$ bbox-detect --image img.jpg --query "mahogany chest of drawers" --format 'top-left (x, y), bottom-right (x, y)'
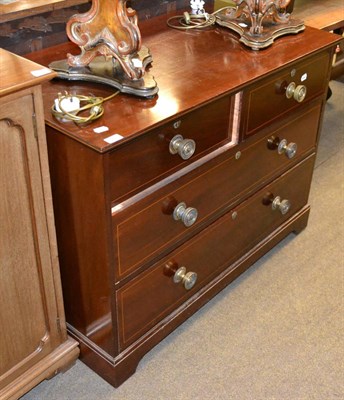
top-left (28, 22), bottom-right (340, 387)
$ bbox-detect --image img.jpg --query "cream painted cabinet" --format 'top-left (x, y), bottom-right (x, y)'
top-left (0, 49), bottom-right (79, 400)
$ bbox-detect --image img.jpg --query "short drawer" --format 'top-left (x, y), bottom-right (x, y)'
top-left (112, 102), bottom-right (321, 280)
top-left (107, 95), bottom-right (233, 201)
top-left (241, 51), bottom-right (331, 137)
top-left (116, 155), bottom-right (315, 349)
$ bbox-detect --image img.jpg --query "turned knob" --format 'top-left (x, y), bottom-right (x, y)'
top-left (278, 139), bottom-right (297, 159)
top-left (267, 136), bottom-right (297, 159)
top-left (173, 202), bottom-right (198, 227)
top-left (272, 196), bottom-right (291, 215)
top-left (173, 266), bottom-right (198, 290)
top-left (169, 134), bottom-right (196, 160)
top-left (263, 193), bottom-right (291, 215)
top-left (285, 82), bottom-right (307, 103)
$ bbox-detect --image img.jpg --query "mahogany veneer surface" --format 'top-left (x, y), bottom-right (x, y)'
top-left (27, 22), bottom-right (340, 152)
top-left (25, 18), bottom-right (342, 388)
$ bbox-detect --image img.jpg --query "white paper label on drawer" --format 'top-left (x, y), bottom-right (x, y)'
top-left (104, 133), bottom-right (124, 144)
top-left (301, 73), bottom-right (308, 82)
top-left (94, 126), bottom-right (109, 134)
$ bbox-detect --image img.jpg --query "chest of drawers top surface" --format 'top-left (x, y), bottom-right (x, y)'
top-left (27, 22), bottom-right (340, 152)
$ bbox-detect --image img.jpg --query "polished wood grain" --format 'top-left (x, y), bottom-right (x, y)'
top-left (69, 205), bottom-right (312, 388)
top-left (0, 94), bottom-right (52, 377)
top-left (107, 95), bottom-right (233, 202)
top-left (113, 100), bottom-right (321, 280)
top-left (0, 51), bottom-right (78, 400)
top-left (117, 154), bottom-right (315, 349)
top-left (0, 49), bottom-right (56, 97)
top-left (45, 127), bottom-right (118, 356)
top-left (26, 21), bottom-right (340, 388)
top-left (26, 23), bottom-right (341, 152)
top-left (42, 91), bottom-right (324, 383)
top-left (240, 51), bottom-right (331, 136)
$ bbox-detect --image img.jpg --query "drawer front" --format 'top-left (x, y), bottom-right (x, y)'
top-left (113, 102), bottom-right (321, 280)
top-left (242, 52), bottom-right (330, 137)
top-left (107, 95), bottom-right (233, 201)
top-left (117, 155), bottom-right (315, 349)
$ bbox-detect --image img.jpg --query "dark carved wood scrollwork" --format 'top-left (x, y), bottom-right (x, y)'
top-left (66, 0), bottom-right (143, 80)
top-left (49, 0), bottom-right (158, 98)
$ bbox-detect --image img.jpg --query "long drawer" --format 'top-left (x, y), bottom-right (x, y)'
top-left (112, 102), bottom-right (321, 280)
top-left (241, 52), bottom-right (330, 137)
top-left (116, 154), bottom-right (315, 349)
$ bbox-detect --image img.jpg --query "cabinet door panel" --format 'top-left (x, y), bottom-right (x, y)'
top-left (0, 94), bottom-right (56, 382)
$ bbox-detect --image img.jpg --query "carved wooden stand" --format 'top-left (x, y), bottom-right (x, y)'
top-left (216, 0), bottom-right (304, 50)
top-left (49, 0), bottom-right (158, 97)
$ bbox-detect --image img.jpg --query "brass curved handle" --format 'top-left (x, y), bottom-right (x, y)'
top-left (173, 202), bottom-right (198, 227)
top-left (169, 134), bottom-right (196, 160)
top-left (285, 82), bottom-right (307, 103)
top-left (173, 266), bottom-right (198, 290)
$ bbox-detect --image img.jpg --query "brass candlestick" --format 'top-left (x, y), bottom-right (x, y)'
top-left (49, 0), bottom-right (158, 97)
top-left (216, 0), bottom-right (304, 50)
